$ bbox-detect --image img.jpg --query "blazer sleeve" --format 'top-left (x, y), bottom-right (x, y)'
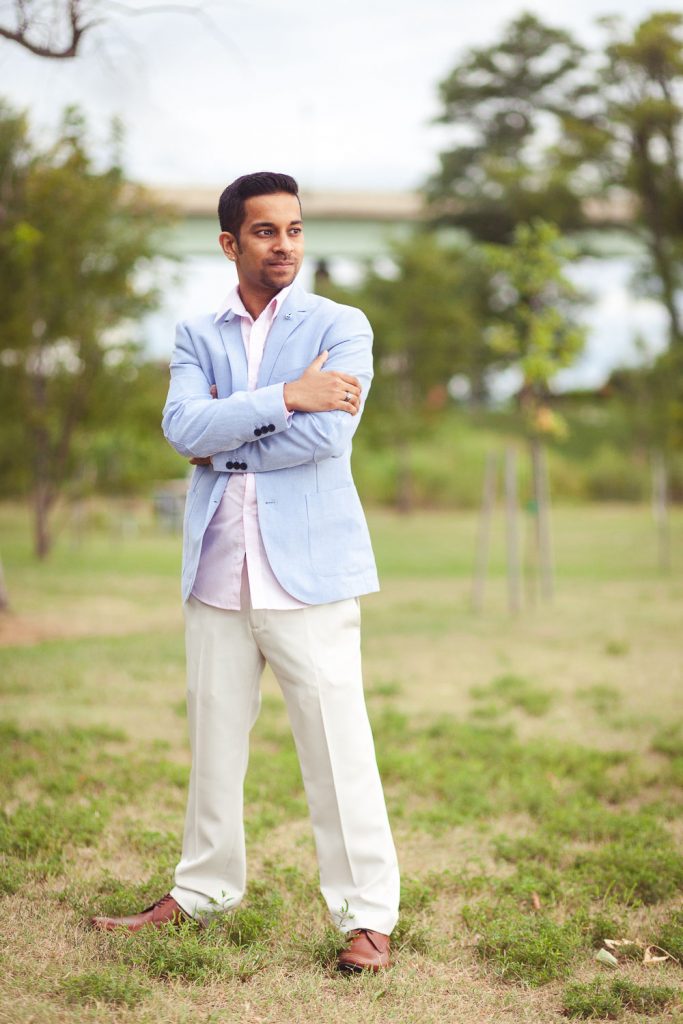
top-left (209, 307), bottom-right (373, 473)
top-left (161, 321), bottom-right (292, 458)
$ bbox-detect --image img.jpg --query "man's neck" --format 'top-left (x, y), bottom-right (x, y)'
top-left (237, 283), bottom-right (279, 321)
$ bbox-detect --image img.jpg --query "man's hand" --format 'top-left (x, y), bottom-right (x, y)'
top-left (187, 354), bottom-right (361, 469)
top-left (283, 351), bottom-right (361, 414)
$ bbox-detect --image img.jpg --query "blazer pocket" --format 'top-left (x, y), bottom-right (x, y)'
top-left (306, 485), bottom-right (373, 576)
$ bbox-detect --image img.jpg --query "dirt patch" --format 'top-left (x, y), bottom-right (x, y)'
top-left (0, 600), bottom-right (181, 648)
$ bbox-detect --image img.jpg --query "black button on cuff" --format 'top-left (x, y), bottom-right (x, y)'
top-left (268, 424), bottom-right (275, 432)
top-left (254, 428), bottom-right (261, 436)
top-left (240, 462), bottom-right (247, 470)
top-left (226, 460), bottom-right (234, 469)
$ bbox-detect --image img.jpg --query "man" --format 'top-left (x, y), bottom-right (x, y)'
top-left (91, 172), bottom-right (400, 972)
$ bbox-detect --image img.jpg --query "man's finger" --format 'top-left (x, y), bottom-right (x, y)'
top-left (189, 456), bottom-right (212, 465)
top-left (306, 350), bottom-right (329, 373)
top-left (332, 372), bottom-right (361, 389)
top-left (209, 385), bottom-right (218, 398)
top-left (338, 383), bottom-right (361, 398)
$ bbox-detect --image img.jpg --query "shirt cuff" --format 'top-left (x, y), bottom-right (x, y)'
top-left (282, 385), bottom-right (293, 424)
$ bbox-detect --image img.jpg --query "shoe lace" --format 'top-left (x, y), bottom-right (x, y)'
top-left (348, 928), bottom-right (384, 954)
top-left (141, 893), bottom-right (175, 913)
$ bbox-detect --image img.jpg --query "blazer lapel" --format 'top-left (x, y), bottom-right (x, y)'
top-left (258, 284), bottom-right (311, 387)
top-left (217, 311), bottom-right (248, 392)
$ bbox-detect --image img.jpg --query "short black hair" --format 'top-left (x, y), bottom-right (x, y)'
top-left (218, 172), bottom-right (300, 237)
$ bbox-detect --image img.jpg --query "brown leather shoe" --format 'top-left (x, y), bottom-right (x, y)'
top-left (337, 928), bottom-right (391, 972)
top-left (90, 893), bottom-right (190, 933)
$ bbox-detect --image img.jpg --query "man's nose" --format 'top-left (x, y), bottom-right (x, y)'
top-left (272, 233), bottom-right (292, 252)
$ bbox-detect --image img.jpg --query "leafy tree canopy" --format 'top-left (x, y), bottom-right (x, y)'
top-left (0, 101), bottom-right (174, 556)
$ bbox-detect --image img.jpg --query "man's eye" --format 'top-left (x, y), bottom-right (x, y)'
top-left (289, 228), bottom-right (302, 236)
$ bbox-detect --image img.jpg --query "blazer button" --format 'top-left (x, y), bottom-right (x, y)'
top-left (254, 428), bottom-right (261, 436)
top-left (226, 460), bottom-right (234, 469)
top-left (240, 462), bottom-right (247, 470)
top-left (268, 424), bottom-right (275, 432)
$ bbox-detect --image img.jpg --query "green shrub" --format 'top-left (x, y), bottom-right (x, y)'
top-left (582, 445), bottom-right (647, 502)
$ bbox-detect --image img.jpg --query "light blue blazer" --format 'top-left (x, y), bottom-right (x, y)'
top-left (161, 281), bottom-right (380, 604)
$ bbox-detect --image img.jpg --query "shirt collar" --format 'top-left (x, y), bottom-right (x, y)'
top-left (213, 281), bottom-right (295, 324)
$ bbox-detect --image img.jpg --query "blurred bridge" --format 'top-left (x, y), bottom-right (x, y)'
top-left (148, 186), bottom-right (635, 225)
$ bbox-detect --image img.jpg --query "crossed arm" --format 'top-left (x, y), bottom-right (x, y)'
top-left (161, 310), bottom-right (373, 472)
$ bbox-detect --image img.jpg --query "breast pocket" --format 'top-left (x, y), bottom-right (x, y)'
top-left (305, 485), bottom-right (373, 576)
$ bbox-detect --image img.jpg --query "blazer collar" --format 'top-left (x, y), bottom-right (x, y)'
top-left (215, 280), bottom-right (312, 390)
top-left (257, 282), bottom-right (311, 387)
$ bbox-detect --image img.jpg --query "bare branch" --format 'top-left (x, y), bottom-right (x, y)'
top-left (0, 0), bottom-right (221, 60)
top-left (0, 0), bottom-right (91, 59)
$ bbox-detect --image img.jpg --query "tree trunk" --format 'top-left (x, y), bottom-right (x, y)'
top-left (634, 131), bottom-right (683, 346)
top-left (33, 482), bottom-right (55, 560)
top-left (651, 450), bottom-right (670, 573)
top-left (0, 557), bottom-right (9, 612)
top-left (395, 435), bottom-right (414, 514)
top-left (530, 437), bottom-right (554, 602)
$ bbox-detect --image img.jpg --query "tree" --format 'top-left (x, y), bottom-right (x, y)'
top-left (554, 11), bottom-right (683, 567)
top-left (426, 11), bottom-right (588, 242)
top-left (0, 102), bottom-right (172, 557)
top-left (564, 12), bottom-right (683, 348)
top-left (483, 219), bottom-right (587, 599)
top-left (428, 10), bottom-right (683, 350)
top-left (0, 0), bottom-right (214, 59)
top-left (320, 233), bottom-right (503, 510)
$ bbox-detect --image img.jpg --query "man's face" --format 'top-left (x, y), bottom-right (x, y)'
top-left (220, 191), bottom-right (304, 295)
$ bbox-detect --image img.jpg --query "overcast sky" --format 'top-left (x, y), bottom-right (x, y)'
top-left (0, 0), bottom-right (669, 190)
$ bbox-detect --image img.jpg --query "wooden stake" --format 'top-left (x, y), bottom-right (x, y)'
top-left (472, 451), bottom-right (498, 612)
top-left (651, 450), bottom-right (670, 573)
top-left (505, 446), bottom-right (522, 615)
top-left (531, 438), bottom-right (554, 602)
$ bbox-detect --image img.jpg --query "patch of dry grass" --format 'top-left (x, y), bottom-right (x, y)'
top-left (1, 503), bottom-right (682, 1023)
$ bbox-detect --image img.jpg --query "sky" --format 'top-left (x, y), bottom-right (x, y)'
top-left (0, 0), bottom-right (671, 190)
top-left (1, 0), bottom-right (673, 386)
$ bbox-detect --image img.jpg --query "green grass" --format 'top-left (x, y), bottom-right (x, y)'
top-left (562, 978), bottom-right (680, 1019)
top-left (61, 966), bottom-right (152, 1008)
top-left (652, 722), bottom-right (683, 759)
top-left (576, 684), bottom-right (622, 716)
top-left (463, 900), bottom-right (585, 986)
top-left (470, 673), bottom-right (555, 716)
top-left (653, 910), bottom-right (683, 962)
top-left (1, 502), bottom-right (683, 1022)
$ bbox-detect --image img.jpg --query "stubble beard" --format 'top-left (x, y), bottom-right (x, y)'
top-left (259, 264), bottom-right (297, 292)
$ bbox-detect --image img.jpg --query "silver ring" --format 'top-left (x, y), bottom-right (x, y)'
top-left (344, 391), bottom-right (352, 403)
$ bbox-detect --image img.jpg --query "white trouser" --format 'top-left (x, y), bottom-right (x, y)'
top-left (170, 586), bottom-right (400, 935)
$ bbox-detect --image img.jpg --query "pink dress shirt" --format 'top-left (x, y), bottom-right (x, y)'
top-left (191, 284), bottom-right (308, 611)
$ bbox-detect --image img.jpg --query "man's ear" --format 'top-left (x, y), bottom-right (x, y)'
top-left (219, 231), bottom-right (239, 261)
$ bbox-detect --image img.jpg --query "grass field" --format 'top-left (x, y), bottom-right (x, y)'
top-left (1, 501), bottom-right (683, 1023)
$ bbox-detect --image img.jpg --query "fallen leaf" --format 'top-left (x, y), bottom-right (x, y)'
top-left (595, 948), bottom-right (619, 968)
top-left (604, 938), bottom-right (644, 950)
top-left (644, 944), bottom-right (679, 965)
